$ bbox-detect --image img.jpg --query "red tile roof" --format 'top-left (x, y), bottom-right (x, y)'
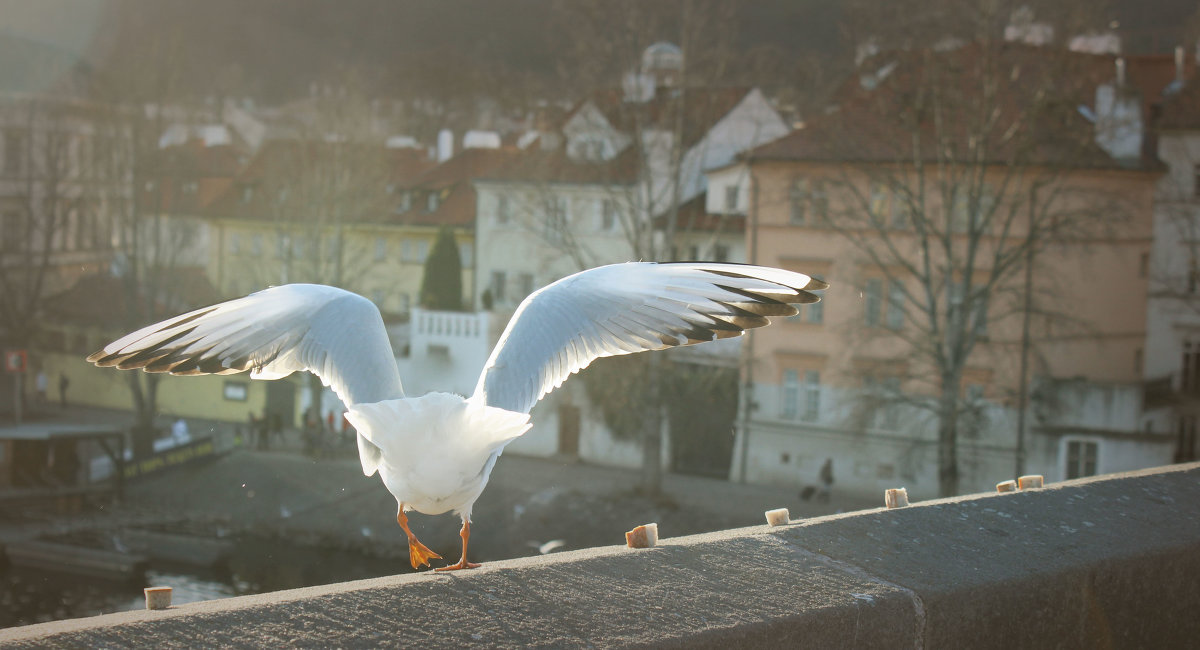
top-left (392, 146), bottom-right (640, 229)
top-left (44, 269), bottom-right (223, 328)
top-left (1159, 75), bottom-right (1200, 130)
top-left (748, 43), bottom-right (1160, 170)
top-left (201, 138), bottom-right (435, 224)
top-left (653, 194), bottom-right (746, 233)
top-left (565, 86), bottom-right (753, 149)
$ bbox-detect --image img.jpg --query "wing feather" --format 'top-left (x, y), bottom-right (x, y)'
top-left (89, 284), bottom-right (404, 409)
top-left (473, 262), bottom-right (828, 414)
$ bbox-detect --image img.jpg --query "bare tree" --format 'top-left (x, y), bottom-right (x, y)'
top-left (0, 97), bottom-right (82, 422)
top-left (88, 21), bottom-right (215, 458)
top-left (516, 0), bottom-right (769, 495)
top-left (226, 75), bottom-right (393, 431)
top-left (780, 0), bottom-right (1142, 495)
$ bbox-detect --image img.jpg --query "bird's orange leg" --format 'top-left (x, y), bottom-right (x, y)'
top-left (435, 518), bottom-right (482, 572)
top-left (397, 508), bottom-right (442, 569)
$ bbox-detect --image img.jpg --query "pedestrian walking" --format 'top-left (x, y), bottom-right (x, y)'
top-left (269, 411), bottom-right (283, 446)
top-left (35, 370), bottom-right (47, 407)
top-left (818, 458), bottom-right (834, 503)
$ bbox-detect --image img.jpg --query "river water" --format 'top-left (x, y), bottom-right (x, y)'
top-left (0, 535), bottom-right (405, 630)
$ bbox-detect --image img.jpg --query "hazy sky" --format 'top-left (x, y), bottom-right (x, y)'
top-left (0, 0), bottom-right (107, 55)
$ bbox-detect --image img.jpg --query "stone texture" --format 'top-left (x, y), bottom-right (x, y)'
top-left (775, 463), bottom-right (1200, 649)
top-left (2, 463), bottom-right (1197, 649)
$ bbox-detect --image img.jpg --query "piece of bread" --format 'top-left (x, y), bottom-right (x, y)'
top-left (1018, 475), bottom-right (1044, 489)
top-left (764, 508), bottom-right (790, 526)
top-left (625, 523), bottom-right (659, 548)
top-left (884, 487), bottom-right (909, 508)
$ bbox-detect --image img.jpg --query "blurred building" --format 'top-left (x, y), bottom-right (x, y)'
top-left (721, 44), bottom-right (1189, 499)
top-left (1144, 47), bottom-right (1200, 465)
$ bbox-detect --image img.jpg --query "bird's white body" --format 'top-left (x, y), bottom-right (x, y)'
top-left (346, 392), bottom-right (530, 517)
top-left (89, 262), bottom-right (827, 569)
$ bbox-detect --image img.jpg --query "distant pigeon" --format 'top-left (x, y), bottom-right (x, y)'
top-left (526, 539), bottom-right (567, 555)
top-left (89, 262), bottom-right (827, 571)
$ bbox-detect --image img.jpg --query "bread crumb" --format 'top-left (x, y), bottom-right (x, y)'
top-left (625, 523), bottom-right (659, 548)
top-left (764, 508), bottom-right (790, 526)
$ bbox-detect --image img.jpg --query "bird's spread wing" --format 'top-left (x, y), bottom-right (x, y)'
top-left (88, 284), bottom-right (405, 407)
top-left (472, 262), bottom-right (828, 414)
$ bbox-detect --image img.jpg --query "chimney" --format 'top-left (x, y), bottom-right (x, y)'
top-left (437, 129), bottom-right (454, 163)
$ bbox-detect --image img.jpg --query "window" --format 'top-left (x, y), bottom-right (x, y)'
top-left (724, 185), bottom-right (740, 212)
top-left (1176, 415), bottom-right (1198, 463)
top-left (276, 233), bottom-right (288, 258)
top-left (951, 281), bottom-right (988, 338)
top-left (869, 181), bottom-right (889, 224)
top-left (497, 194), bottom-right (511, 224)
top-left (374, 237), bottom-right (386, 261)
top-left (490, 271), bottom-right (508, 302)
top-left (790, 179), bottom-right (808, 225)
top-left (803, 370), bottom-right (821, 422)
top-left (293, 236), bottom-right (310, 258)
top-left (1182, 341), bottom-right (1200, 395)
top-left (864, 278), bottom-right (882, 327)
top-left (517, 273), bottom-right (534, 300)
top-left (806, 299), bottom-right (824, 324)
top-left (781, 369), bottom-right (799, 419)
top-left (401, 239), bottom-right (414, 262)
top-left (965, 383), bottom-right (985, 403)
top-left (1064, 439), bottom-right (1099, 479)
top-left (4, 129), bottom-right (25, 176)
top-left (230, 233), bottom-right (241, 254)
top-left (972, 294), bottom-right (988, 338)
top-left (223, 381), bottom-right (248, 401)
top-left (426, 192), bottom-right (439, 212)
top-left (810, 180), bottom-right (828, 222)
top-left (891, 190), bottom-right (910, 229)
top-left (241, 185), bottom-right (254, 203)
top-left (864, 376), bottom-right (900, 430)
top-left (599, 198), bottom-right (616, 231)
top-left (396, 191), bottom-right (412, 213)
top-left (544, 196), bottom-right (568, 244)
top-left (887, 281), bottom-right (905, 330)
top-left (459, 243), bottom-right (473, 267)
top-left (252, 234), bottom-right (263, 255)
top-left (950, 186), bottom-right (994, 233)
top-left (416, 240), bottom-right (429, 263)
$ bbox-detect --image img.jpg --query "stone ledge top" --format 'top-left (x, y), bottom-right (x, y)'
top-left (3, 462), bottom-right (1198, 649)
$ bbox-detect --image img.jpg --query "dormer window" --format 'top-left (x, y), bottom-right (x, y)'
top-left (724, 185), bottom-right (740, 212)
top-left (497, 194), bottom-right (511, 224)
top-left (241, 185), bottom-right (254, 203)
top-left (426, 191), bottom-right (439, 212)
top-left (396, 191), bottom-right (412, 214)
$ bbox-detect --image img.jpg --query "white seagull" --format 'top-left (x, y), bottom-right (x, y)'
top-left (89, 262), bottom-right (827, 571)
